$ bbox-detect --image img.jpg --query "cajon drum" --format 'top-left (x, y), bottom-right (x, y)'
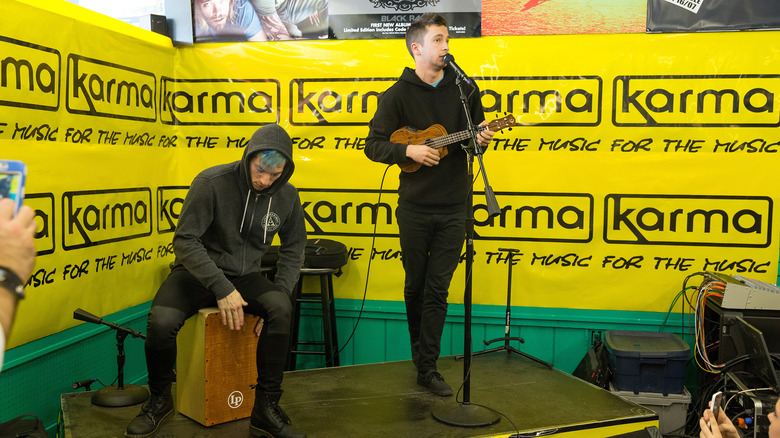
top-left (176, 307), bottom-right (260, 426)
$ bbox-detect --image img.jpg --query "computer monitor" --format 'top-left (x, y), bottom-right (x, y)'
top-left (732, 316), bottom-right (780, 393)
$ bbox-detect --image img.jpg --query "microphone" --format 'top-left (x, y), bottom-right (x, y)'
top-left (73, 378), bottom-right (97, 390)
top-left (442, 54), bottom-right (473, 86)
top-left (73, 308), bottom-right (103, 325)
top-left (73, 308), bottom-right (146, 339)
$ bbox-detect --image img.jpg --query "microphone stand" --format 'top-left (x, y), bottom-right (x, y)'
top-left (467, 248), bottom-right (553, 368)
top-left (432, 74), bottom-right (501, 428)
top-left (73, 308), bottom-right (150, 407)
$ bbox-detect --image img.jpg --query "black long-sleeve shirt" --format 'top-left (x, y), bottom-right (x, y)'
top-left (365, 66), bottom-right (486, 215)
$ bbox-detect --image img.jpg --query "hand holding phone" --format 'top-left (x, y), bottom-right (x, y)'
top-left (709, 391), bottom-right (723, 427)
top-left (0, 160), bottom-right (26, 215)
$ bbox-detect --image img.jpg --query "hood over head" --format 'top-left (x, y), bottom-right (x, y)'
top-left (241, 123), bottom-right (295, 195)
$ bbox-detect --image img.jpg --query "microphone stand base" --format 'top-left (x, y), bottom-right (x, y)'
top-left (432, 402), bottom-right (500, 427)
top-left (91, 384), bottom-right (149, 407)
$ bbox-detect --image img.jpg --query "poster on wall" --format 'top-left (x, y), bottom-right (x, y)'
top-left (192, 0), bottom-right (329, 42)
top-left (482, 0), bottom-right (646, 35)
top-left (328, 0), bottom-right (481, 39)
top-left (647, 0), bottom-right (780, 32)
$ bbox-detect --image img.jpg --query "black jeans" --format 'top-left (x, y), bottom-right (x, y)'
top-left (396, 206), bottom-right (465, 373)
top-left (144, 267), bottom-right (292, 394)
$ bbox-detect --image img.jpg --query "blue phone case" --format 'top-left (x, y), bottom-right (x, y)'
top-left (0, 160), bottom-right (27, 213)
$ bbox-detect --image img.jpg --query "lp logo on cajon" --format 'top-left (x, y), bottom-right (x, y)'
top-left (228, 391), bottom-right (244, 409)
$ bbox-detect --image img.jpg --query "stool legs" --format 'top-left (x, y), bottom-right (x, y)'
top-left (326, 273), bottom-right (339, 367)
top-left (286, 280), bottom-right (304, 371)
top-left (319, 273), bottom-right (334, 367)
top-left (287, 271), bottom-right (339, 370)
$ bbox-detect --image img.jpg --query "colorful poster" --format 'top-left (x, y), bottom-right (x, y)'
top-left (328, 0), bottom-right (481, 39)
top-left (192, 0), bottom-right (329, 42)
top-left (482, 0), bottom-right (646, 35)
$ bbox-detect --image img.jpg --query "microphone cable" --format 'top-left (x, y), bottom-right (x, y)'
top-left (72, 377), bottom-right (110, 390)
top-left (457, 130), bottom-right (523, 432)
top-left (72, 378), bottom-right (97, 390)
top-left (333, 163), bottom-right (394, 360)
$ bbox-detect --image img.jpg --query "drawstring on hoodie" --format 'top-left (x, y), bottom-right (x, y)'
top-left (239, 191), bottom-right (251, 233)
top-left (239, 190), bottom-right (273, 244)
top-left (263, 198), bottom-right (272, 243)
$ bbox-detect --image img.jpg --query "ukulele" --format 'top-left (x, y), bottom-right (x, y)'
top-left (390, 114), bottom-right (516, 173)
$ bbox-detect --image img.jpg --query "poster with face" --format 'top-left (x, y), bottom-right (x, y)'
top-left (193, 0), bottom-right (330, 42)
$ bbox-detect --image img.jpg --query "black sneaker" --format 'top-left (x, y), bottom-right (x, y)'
top-left (417, 370), bottom-right (453, 396)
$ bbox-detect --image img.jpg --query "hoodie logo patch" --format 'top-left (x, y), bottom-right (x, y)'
top-left (262, 212), bottom-right (281, 233)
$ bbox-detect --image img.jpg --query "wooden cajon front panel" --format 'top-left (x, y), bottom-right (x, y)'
top-left (177, 307), bottom-right (259, 426)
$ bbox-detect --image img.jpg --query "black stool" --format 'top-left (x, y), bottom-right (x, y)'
top-left (287, 267), bottom-right (340, 370)
top-left (260, 265), bottom-right (275, 279)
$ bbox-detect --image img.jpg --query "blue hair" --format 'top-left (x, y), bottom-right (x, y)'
top-left (257, 150), bottom-right (286, 168)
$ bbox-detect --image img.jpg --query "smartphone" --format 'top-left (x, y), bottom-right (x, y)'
top-left (0, 160), bottom-right (27, 214)
top-left (709, 391), bottom-right (723, 426)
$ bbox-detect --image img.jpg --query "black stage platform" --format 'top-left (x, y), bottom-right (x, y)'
top-left (60, 351), bottom-right (658, 437)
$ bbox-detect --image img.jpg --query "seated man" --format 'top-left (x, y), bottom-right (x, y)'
top-left (125, 123), bottom-right (307, 438)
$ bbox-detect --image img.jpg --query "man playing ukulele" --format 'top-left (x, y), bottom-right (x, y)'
top-left (364, 12), bottom-right (495, 397)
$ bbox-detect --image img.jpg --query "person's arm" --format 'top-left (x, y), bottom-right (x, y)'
top-left (172, 177), bottom-right (235, 298)
top-left (239, 1), bottom-right (267, 41)
top-left (0, 200), bottom-right (36, 338)
top-left (257, 12), bottom-right (292, 40)
top-left (699, 407), bottom-right (740, 438)
top-left (246, 0), bottom-right (284, 40)
top-left (174, 177), bottom-right (248, 329)
top-left (365, 90), bottom-right (420, 165)
top-left (247, 30), bottom-right (269, 41)
top-left (272, 190), bottom-right (306, 295)
top-left (0, 286), bottom-right (18, 345)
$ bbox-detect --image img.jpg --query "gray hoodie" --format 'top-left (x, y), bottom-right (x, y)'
top-left (171, 124), bottom-right (306, 299)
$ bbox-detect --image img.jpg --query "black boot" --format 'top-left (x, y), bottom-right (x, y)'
top-left (249, 390), bottom-right (306, 438)
top-left (125, 385), bottom-right (174, 437)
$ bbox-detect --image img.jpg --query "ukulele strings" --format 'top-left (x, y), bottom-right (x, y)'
top-left (425, 125), bottom-right (487, 148)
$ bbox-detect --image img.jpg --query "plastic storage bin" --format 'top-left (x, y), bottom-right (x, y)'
top-left (609, 382), bottom-right (691, 435)
top-left (605, 330), bottom-right (690, 395)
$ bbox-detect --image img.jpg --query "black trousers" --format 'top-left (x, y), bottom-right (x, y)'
top-left (144, 267), bottom-right (292, 395)
top-left (396, 206), bottom-right (465, 374)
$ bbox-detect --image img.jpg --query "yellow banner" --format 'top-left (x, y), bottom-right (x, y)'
top-left (2, 0), bottom-right (779, 347)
